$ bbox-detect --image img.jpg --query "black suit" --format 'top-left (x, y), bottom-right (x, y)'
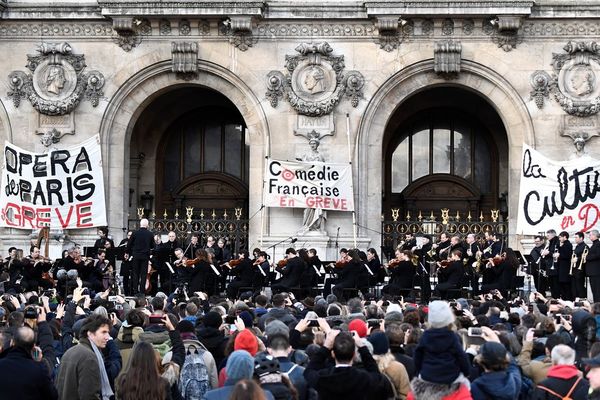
top-left (572, 242), bottom-right (588, 299)
top-left (586, 239), bottom-right (600, 301)
top-left (273, 256), bottom-right (305, 293)
top-left (557, 240), bottom-right (573, 300)
top-left (126, 226), bottom-right (155, 294)
top-left (545, 237), bottom-right (560, 298)
top-left (435, 260), bottom-right (464, 299)
top-left (226, 259), bottom-right (254, 299)
top-left (382, 260), bottom-right (415, 297)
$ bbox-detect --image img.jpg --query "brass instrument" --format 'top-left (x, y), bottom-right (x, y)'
top-left (411, 254), bottom-right (419, 266)
top-left (438, 244), bottom-right (451, 258)
top-left (427, 247), bottom-right (436, 258)
top-left (572, 247), bottom-right (589, 274)
top-left (570, 252), bottom-right (578, 275)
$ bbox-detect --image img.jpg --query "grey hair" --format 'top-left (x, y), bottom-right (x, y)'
top-left (140, 218), bottom-right (149, 228)
top-left (590, 230), bottom-right (600, 238)
top-left (551, 344), bottom-right (575, 365)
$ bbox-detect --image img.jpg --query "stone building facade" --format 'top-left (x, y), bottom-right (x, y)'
top-left (0, 0), bottom-right (598, 258)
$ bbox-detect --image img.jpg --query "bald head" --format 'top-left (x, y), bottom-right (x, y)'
top-left (12, 326), bottom-right (35, 351)
top-left (140, 218), bottom-right (149, 228)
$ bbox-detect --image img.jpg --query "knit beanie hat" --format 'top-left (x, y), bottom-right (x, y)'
top-left (239, 311), bottom-right (254, 328)
top-left (203, 311), bottom-right (222, 329)
top-left (234, 328), bottom-right (259, 356)
top-left (368, 332), bottom-right (390, 355)
top-left (226, 350), bottom-right (255, 382)
top-left (265, 320), bottom-right (290, 338)
top-left (348, 319), bottom-right (368, 338)
top-left (427, 301), bottom-right (455, 328)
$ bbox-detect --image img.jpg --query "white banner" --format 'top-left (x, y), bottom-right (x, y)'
top-left (0, 135), bottom-right (107, 229)
top-left (264, 158), bottom-right (354, 212)
top-left (517, 144), bottom-right (600, 235)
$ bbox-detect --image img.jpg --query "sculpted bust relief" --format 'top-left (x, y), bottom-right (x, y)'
top-left (567, 65), bottom-right (595, 97)
top-left (303, 66), bottom-right (326, 95)
top-left (45, 65), bottom-right (66, 95)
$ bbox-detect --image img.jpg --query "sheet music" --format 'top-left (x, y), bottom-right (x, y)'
top-left (312, 264), bottom-right (322, 277)
top-left (210, 263), bottom-right (221, 276)
top-left (364, 263), bottom-right (374, 276)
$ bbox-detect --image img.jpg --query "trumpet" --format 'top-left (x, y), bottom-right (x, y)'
top-left (571, 247), bottom-right (589, 274)
top-left (570, 252), bottom-right (578, 275)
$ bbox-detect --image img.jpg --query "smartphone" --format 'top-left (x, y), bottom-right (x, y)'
top-left (31, 347), bottom-right (40, 360)
top-left (229, 324), bottom-right (238, 333)
top-left (149, 315), bottom-right (164, 325)
top-left (467, 327), bottom-right (482, 337)
top-left (528, 304), bottom-right (534, 313)
top-left (574, 301), bottom-right (584, 307)
top-left (554, 314), bottom-right (562, 324)
top-left (533, 329), bottom-right (545, 337)
top-left (108, 296), bottom-right (118, 302)
top-left (550, 299), bottom-right (559, 305)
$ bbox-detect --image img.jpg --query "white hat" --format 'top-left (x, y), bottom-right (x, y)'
top-left (428, 301), bottom-right (455, 328)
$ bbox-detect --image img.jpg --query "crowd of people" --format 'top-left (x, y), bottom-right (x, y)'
top-left (0, 223), bottom-right (599, 399)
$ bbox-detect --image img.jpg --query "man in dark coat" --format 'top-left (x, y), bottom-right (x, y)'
top-left (0, 326), bottom-right (58, 400)
top-left (304, 330), bottom-right (392, 400)
top-left (533, 344), bottom-right (589, 400)
top-left (586, 230), bottom-right (600, 302)
top-left (272, 248), bottom-right (305, 294)
top-left (434, 250), bottom-right (464, 299)
top-left (126, 218), bottom-right (155, 294)
top-left (557, 231), bottom-right (574, 300)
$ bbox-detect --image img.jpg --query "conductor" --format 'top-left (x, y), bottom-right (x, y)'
top-left (127, 218), bottom-right (155, 294)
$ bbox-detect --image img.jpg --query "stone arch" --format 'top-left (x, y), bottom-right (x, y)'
top-left (356, 59), bottom-right (534, 245)
top-left (0, 99), bottom-right (13, 143)
top-left (99, 60), bottom-right (270, 233)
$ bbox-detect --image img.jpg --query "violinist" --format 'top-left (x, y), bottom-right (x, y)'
top-left (272, 248), bottom-right (305, 295)
top-left (253, 251), bottom-right (270, 288)
top-left (367, 248), bottom-right (384, 286)
top-left (22, 246), bottom-right (53, 291)
top-left (480, 248), bottom-right (519, 296)
top-left (435, 233), bottom-right (452, 261)
top-left (184, 234), bottom-right (202, 260)
top-left (172, 248), bottom-right (189, 285)
top-left (214, 237), bottom-right (232, 292)
top-left (307, 248), bottom-right (323, 287)
top-left (93, 227), bottom-right (115, 257)
top-left (557, 231), bottom-right (573, 300)
top-left (187, 249), bottom-right (215, 295)
top-left (226, 251), bottom-right (254, 299)
top-left (382, 249), bottom-right (415, 298)
top-left (332, 249), bottom-right (362, 300)
top-left (434, 249), bottom-right (464, 300)
top-left (323, 248), bottom-right (350, 296)
top-left (119, 230), bottom-right (133, 295)
top-left (465, 234), bottom-right (481, 295)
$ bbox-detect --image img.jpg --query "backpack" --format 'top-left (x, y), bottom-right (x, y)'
top-left (537, 377), bottom-right (582, 400)
top-left (178, 341), bottom-right (211, 400)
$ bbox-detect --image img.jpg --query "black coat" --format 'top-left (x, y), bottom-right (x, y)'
top-left (438, 261), bottom-right (463, 286)
top-left (279, 256), bottom-right (305, 288)
top-left (336, 260), bottom-right (362, 287)
top-left (586, 239), bottom-right (600, 277)
top-left (533, 368), bottom-right (589, 400)
top-left (189, 260), bottom-right (213, 293)
top-left (127, 227), bottom-right (155, 260)
top-left (0, 347), bottom-right (58, 400)
top-left (231, 259), bottom-right (254, 284)
top-left (557, 240), bottom-right (573, 283)
top-left (390, 260), bottom-right (415, 288)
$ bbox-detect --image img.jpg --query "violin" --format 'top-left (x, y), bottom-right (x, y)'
top-left (335, 255), bottom-right (351, 269)
top-left (226, 258), bottom-right (242, 269)
top-left (184, 257), bottom-right (200, 267)
top-left (489, 255), bottom-right (506, 267)
top-left (386, 258), bottom-right (402, 269)
top-left (439, 260), bottom-right (451, 268)
top-left (277, 259), bottom-right (288, 268)
top-left (145, 263), bottom-right (156, 294)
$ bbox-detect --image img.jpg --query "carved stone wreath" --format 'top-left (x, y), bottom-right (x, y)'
top-left (548, 41), bottom-right (600, 117)
top-left (266, 42), bottom-right (364, 117)
top-left (7, 42), bottom-right (105, 116)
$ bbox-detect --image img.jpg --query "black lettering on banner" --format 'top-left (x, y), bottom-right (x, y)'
top-left (269, 161), bottom-right (281, 176)
top-left (4, 176), bottom-right (17, 196)
top-left (50, 150), bottom-right (70, 175)
top-left (72, 147), bottom-right (92, 173)
top-left (18, 179), bottom-right (31, 203)
top-left (522, 149), bottom-right (546, 179)
top-left (523, 165), bottom-right (600, 226)
top-left (33, 155), bottom-right (48, 177)
top-left (18, 153), bottom-right (32, 176)
top-left (73, 173), bottom-right (95, 201)
top-left (4, 146), bottom-right (17, 173)
top-left (46, 179), bottom-right (64, 206)
top-left (32, 181), bottom-right (47, 205)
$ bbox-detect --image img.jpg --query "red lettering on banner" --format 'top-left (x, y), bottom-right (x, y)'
top-left (21, 205), bottom-right (35, 229)
top-left (2, 203), bottom-right (21, 226)
top-left (561, 216), bottom-right (575, 230)
top-left (55, 206), bottom-right (74, 228)
top-left (36, 208), bottom-right (51, 228)
top-left (76, 202), bottom-right (93, 227)
top-left (279, 197), bottom-right (295, 207)
top-left (305, 196), bottom-right (348, 211)
top-left (579, 203), bottom-right (600, 232)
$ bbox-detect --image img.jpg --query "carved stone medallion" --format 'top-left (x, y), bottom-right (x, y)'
top-left (266, 42), bottom-right (364, 117)
top-left (7, 42), bottom-right (105, 116)
top-left (550, 41), bottom-right (600, 117)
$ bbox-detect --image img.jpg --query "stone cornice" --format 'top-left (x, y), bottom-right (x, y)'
top-left (98, 1), bottom-right (266, 17)
top-left (365, 1), bottom-right (535, 17)
top-left (0, 0), bottom-right (6, 14)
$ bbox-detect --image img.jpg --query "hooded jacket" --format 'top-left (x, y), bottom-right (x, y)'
top-left (258, 307), bottom-right (297, 330)
top-left (115, 325), bottom-right (144, 372)
top-left (533, 364), bottom-right (589, 400)
top-left (470, 360), bottom-right (521, 400)
top-left (196, 326), bottom-right (227, 367)
top-left (414, 328), bottom-right (470, 384)
top-left (407, 378), bottom-right (472, 400)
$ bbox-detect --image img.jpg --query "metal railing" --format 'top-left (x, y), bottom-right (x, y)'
top-left (128, 207), bottom-right (249, 254)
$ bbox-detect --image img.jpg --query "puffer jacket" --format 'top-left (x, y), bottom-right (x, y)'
top-left (470, 360), bottom-right (521, 400)
top-left (407, 378), bottom-right (472, 400)
top-left (115, 325), bottom-right (144, 371)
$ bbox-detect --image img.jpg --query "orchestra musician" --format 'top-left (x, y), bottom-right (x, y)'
top-left (272, 248), bottom-right (305, 294)
top-left (480, 249), bottom-right (519, 296)
top-left (586, 230), bottom-right (600, 302)
top-left (252, 251), bottom-right (270, 289)
top-left (332, 249), bottom-right (362, 300)
top-left (556, 231), bottom-right (573, 300)
top-left (529, 235), bottom-right (547, 294)
top-left (572, 232), bottom-right (588, 299)
top-left (184, 234), bottom-right (202, 260)
top-left (382, 249), bottom-right (415, 298)
top-left (367, 248), bottom-right (384, 286)
top-left (307, 248), bottom-right (323, 287)
top-left (127, 218), bottom-right (156, 295)
top-left (414, 236), bottom-right (433, 303)
top-left (21, 246), bottom-right (53, 292)
top-left (464, 234), bottom-right (481, 295)
top-left (434, 249), bottom-right (464, 300)
top-left (400, 233), bottom-right (417, 251)
top-left (77, 251), bottom-right (103, 294)
top-left (541, 229), bottom-right (560, 298)
top-left (435, 233), bottom-right (452, 261)
top-left (119, 230), bottom-right (133, 295)
top-left (323, 248), bottom-right (351, 297)
top-left (214, 237), bottom-right (232, 292)
top-left (172, 247), bottom-right (188, 285)
top-left (483, 232), bottom-right (503, 258)
top-left (187, 249), bottom-right (215, 295)
top-left (94, 249), bottom-right (115, 291)
top-left (225, 251), bottom-right (254, 299)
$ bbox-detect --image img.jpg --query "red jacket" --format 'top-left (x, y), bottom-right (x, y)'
top-left (407, 383), bottom-right (472, 400)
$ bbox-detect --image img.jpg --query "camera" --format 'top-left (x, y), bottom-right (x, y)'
top-left (574, 301), bottom-right (584, 307)
top-left (367, 319), bottom-right (381, 329)
top-left (308, 319), bottom-right (320, 327)
top-left (24, 306), bottom-right (39, 319)
top-left (108, 296), bottom-right (119, 302)
top-left (149, 315), bottom-right (164, 325)
top-left (533, 329), bottom-right (545, 337)
top-left (467, 327), bottom-right (482, 337)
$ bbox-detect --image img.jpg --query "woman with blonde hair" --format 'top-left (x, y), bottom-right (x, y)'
top-left (368, 332), bottom-right (410, 399)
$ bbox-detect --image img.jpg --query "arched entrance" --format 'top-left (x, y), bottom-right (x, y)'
top-left (99, 60), bottom-right (269, 235)
top-left (357, 60), bottom-right (535, 248)
top-left (383, 88), bottom-right (508, 218)
top-left (130, 86), bottom-right (249, 216)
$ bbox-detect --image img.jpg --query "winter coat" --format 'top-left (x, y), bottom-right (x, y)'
top-left (258, 307), bottom-right (297, 331)
top-left (533, 364), bottom-right (589, 400)
top-left (115, 325), bottom-right (144, 371)
top-left (470, 359), bottom-right (522, 400)
top-left (517, 340), bottom-right (551, 384)
top-left (196, 326), bottom-right (227, 367)
top-left (407, 378), bottom-right (472, 400)
top-left (413, 328), bottom-right (470, 385)
top-left (55, 337), bottom-right (102, 400)
top-left (0, 346), bottom-right (58, 400)
top-left (383, 359), bottom-right (411, 399)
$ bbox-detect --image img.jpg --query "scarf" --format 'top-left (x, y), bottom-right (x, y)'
top-left (89, 338), bottom-right (114, 400)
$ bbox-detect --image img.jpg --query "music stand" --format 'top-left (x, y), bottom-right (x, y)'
top-left (83, 246), bottom-right (97, 259)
